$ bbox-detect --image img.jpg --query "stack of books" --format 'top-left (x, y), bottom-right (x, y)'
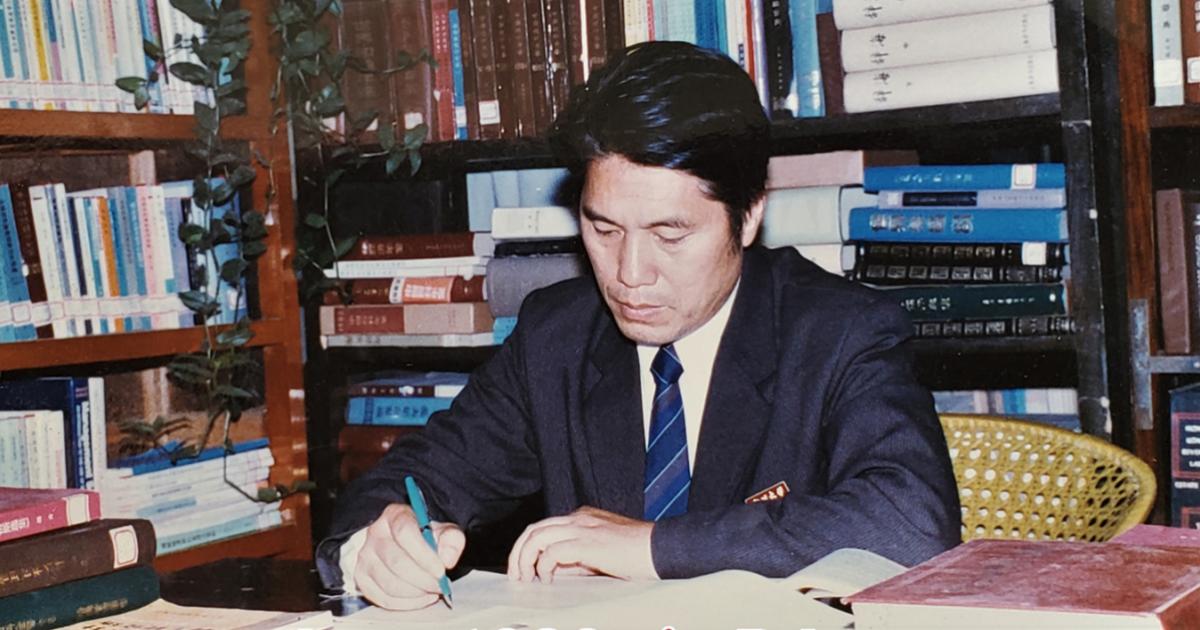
top-left (846, 162), bottom-right (1074, 340)
top-left (932, 388), bottom-right (1080, 432)
top-left (832, 0), bottom-right (1060, 113)
top-left (0, 487), bottom-right (158, 627)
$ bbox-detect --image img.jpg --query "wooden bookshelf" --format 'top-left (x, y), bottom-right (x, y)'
top-left (0, 8), bottom-right (311, 569)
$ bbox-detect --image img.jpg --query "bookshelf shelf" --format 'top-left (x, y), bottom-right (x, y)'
top-left (0, 110), bottom-right (270, 143)
top-left (1148, 355), bottom-right (1200, 374)
top-left (910, 336), bottom-right (1075, 356)
top-left (0, 319), bottom-right (289, 372)
top-left (1148, 105), bottom-right (1200, 129)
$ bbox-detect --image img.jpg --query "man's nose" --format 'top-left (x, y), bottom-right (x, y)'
top-left (617, 234), bottom-right (655, 288)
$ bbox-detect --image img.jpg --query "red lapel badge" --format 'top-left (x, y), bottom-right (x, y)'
top-left (743, 481), bottom-right (791, 504)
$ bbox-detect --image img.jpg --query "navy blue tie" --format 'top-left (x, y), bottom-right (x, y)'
top-left (644, 344), bottom-right (690, 521)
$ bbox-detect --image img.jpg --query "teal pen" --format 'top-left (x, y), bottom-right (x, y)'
top-left (405, 475), bottom-right (454, 608)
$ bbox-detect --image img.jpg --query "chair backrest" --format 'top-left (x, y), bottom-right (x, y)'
top-left (939, 413), bottom-right (1156, 542)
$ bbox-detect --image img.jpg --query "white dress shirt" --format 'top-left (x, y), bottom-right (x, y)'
top-left (338, 284), bottom-right (740, 594)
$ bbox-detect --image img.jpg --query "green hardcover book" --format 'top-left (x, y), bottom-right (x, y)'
top-left (879, 283), bottom-right (1068, 322)
top-left (0, 564), bottom-right (159, 628)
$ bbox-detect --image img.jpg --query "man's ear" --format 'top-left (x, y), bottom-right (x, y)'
top-left (740, 195), bottom-right (766, 248)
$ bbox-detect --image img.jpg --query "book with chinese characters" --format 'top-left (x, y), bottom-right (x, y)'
top-left (0, 487), bottom-right (100, 544)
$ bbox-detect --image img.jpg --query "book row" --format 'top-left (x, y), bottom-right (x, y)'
top-left (0, 180), bottom-right (245, 344)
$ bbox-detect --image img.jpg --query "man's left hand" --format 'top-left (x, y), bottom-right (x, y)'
top-left (506, 506), bottom-right (658, 582)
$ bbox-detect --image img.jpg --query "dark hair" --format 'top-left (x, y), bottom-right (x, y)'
top-left (549, 41), bottom-right (771, 240)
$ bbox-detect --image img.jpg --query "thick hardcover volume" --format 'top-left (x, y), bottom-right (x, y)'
top-left (458, 0), bottom-right (483, 138)
top-left (913, 315), bottom-right (1074, 338)
top-left (877, 188), bottom-right (1067, 209)
top-left (346, 232), bottom-right (495, 260)
top-left (391, 0), bottom-right (437, 134)
top-left (341, 0), bottom-right (398, 136)
top-left (882, 283), bottom-right (1067, 321)
top-left (767, 150), bottom-right (918, 189)
top-left (584, 0), bottom-right (608, 76)
top-left (847, 207), bottom-right (1068, 243)
top-left (839, 5), bottom-right (1056, 73)
top-left (431, 0), bottom-right (457, 142)
top-left (0, 488), bottom-right (100, 544)
top-left (764, 0), bottom-right (794, 117)
top-left (1155, 189), bottom-right (1200, 354)
top-left (495, 236), bottom-right (584, 256)
top-left (469, 0), bottom-right (504, 138)
top-left (7, 183), bottom-right (52, 338)
top-left (831, 0), bottom-right (1050, 30)
top-left (323, 276), bottom-right (487, 305)
top-left (852, 242), bottom-right (1068, 267)
top-left (848, 539), bottom-right (1200, 630)
top-left (491, 0), bottom-right (518, 137)
top-left (504, 0), bottom-right (538, 137)
top-left (346, 396), bottom-right (455, 425)
top-left (0, 518), bottom-right (156, 598)
top-left (853, 262), bottom-right (1063, 285)
top-left (562, 0), bottom-right (586, 84)
top-left (815, 11), bottom-right (845, 117)
top-left (525, 0), bottom-right (554, 134)
top-left (321, 304), bottom-right (406, 334)
top-left (865, 163), bottom-right (1067, 191)
top-left (1171, 382), bottom-right (1200, 527)
top-left (0, 564), bottom-right (159, 629)
top-left (1184, 0), bottom-right (1200, 103)
top-left (843, 49), bottom-right (1060, 114)
top-left (320, 302), bottom-right (494, 334)
top-left (542, 0), bottom-right (572, 118)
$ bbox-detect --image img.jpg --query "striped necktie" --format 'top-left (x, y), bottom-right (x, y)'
top-left (644, 344), bottom-right (690, 521)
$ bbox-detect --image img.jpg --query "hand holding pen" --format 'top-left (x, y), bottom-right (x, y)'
top-left (406, 475), bottom-right (454, 608)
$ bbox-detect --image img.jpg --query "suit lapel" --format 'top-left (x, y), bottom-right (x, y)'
top-left (691, 249), bottom-right (778, 511)
top-left (581, 311), bottom-right (646, 518)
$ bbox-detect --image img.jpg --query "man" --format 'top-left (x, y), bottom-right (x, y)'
top-left (316, 41), bottom-right (961, 611)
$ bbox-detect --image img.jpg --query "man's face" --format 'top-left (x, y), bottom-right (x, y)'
top-left (580, 155), bottom-right (764, 346)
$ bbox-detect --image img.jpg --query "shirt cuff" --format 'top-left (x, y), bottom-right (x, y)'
top-left (338, 528), bottom-right (369, 596)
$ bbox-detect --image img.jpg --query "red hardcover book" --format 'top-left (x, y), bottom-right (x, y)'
top-left (848, 539), bottom-right (1200, 630)
top-left (340, 0), bottom-right (399, 138)
top-left (344, 232), bottom-right (494, 260)
top-left (389, 0), bottom-right (437, 136)
top-left (583, 0), bottom-right (607, 76)
top-left (1155, 189), bottom-right (1200, 354)
top-left (7, 182), bottom-right (52, 339)
top-left (524, 0), bottom-right (554, 134)
top-left (542, 0), bottom-right (571, 117)
top-left (320, 304), bottom-right (406, 334)
top-left (458, 0), bottom-right (483, 139)
top-left (491, 0), bottom-right (519, 138)
top-left (323, 276), bottom-right (487, 305)
top-left (430, 0), bottom-right (457, 141)
top-left (0, 488), bottom-right (101, 544)
top-left (815, 12), bottom-right (845, 116)
top-left (562, 0), bottom-right (586, 86)
top-left (468, 0), bottom-right (504, 138)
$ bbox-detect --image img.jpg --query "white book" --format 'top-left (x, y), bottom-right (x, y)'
top-left (843, 49), bottom-right (1060, 114)
top-left (492, 205), bottom-right (580, 240)
top-left (98, 443), bottom-right (274, 484)
top-left (67, 0), bottom-right (102, 111)
top-left (321, 331), bottom-right (497, 349)
top-left (0, 413), bottom-right (28, 486)
top-left (1152, 0), bottom-right (1186, 106)
top-left (840, 5), bottom-right (1056, 73)
top-left (876, 188), bottom-right (1067, 209)
top-left (831, 0), bottom-right (1050, 30)
top-left (27, 185), bottom-right (70, 338)
top-left (760, 185), bottom-right (876, 247)
top-left (623, 0), bottom-right (650, 44)
top-left (69, 196), bottom-right (103, 333)
top-left (326, 258), bottom-right (489, 280)
top-left (55, 600), bottom-right (333, 630)
top-left (50, 184), bottom-right (87, 334)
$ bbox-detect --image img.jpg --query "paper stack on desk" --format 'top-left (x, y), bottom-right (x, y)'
top-left (334, 548), bottom-right (905, 630)
top-left (58, 600), bottom-right (334, 630)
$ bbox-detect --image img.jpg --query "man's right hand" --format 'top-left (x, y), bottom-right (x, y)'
top-left (353, 503), bottom-right (466, 611)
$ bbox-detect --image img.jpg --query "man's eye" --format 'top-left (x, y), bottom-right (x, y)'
top-left (656, 233), bottom-right (686, 245)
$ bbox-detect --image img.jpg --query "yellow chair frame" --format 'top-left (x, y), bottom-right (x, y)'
top-left (939, 413), bottom-right (1156, 542)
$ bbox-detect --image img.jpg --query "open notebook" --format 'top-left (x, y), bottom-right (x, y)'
top-left (334, 548), bottom-right (906, 630)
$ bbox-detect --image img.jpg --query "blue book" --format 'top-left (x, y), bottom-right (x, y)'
top-left (493, 316), bottom-right (517, 344)
top-left (789, 0), bottom-right (823, 118)
top-left (110, 437), bottom-right (270, 476)
top-left (156, 510), bottom-right (280, 554)
top-left (161, 194), bottom-right (194, 328)
top-left (864, 164), bottom-right (1067, 192)
top-left (449, 8), bottom-right (467, 140)
top-left (694, 0), bottom-right (721, 51)
top-left (847, 207), bottom-right (1069, 243)
top-left (79, 197), bottom-right (110, 334)
top-left (1171, 382), bottom-right (1200, 526)
top-left (0, 4), bottom-right (15, 109)
top-left (466, 172), bottom-right (498, 232)
top-left (105, 187), bottom-right (135, 332)
top-left (135, 0), bottom-right (166, 113)
top-left (64, 196), bottom-right (94, 336)
top-left (0, 377), bottom-right (91, 488)
top-left (8, 1), bottom-right (31, 109)
top-left (122, 187), bottom-right (153, 330)
top-left (0, 185), bottom-right (28, 341)
top-left (346, 397), bottom-right (456, 426)
top-left (44, 186), bottom-right (78, 337)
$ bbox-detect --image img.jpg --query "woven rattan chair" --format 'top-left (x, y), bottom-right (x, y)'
top-left (938, 413), bottom-right (1156, 542)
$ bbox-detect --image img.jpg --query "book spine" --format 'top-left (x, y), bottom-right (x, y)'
top-left (525, 0), bottom-right (553, 134)
top-left (507, 0), bottom-right (538, 137)
top-left (843, 49), bottom-right (1060, 114)
top-left (0, 519), bottom-right (155, 598)
top-left (815, 9), bottom-right (844, 117)
top-left (484, 253), bottom-right (588, 316)
top-left (912, 315), bottom-right (1074, 338)
top-left (71, 196), bottom-right (102, 334)
top-left (324, 275), bottom-right (487, 305)
top-left (0, 490), bottom-right (100, 543)
top-left (839, 5), bottom-right (1056, 73)
top-left (431, 0), bottom-right (456, 141)
top-left (64, 195), bottom-right (92, 335)
top-left (10, 183), bottom-right (52, 338)
top-left (1154, 0), bottom-right (1187, 106)
top-left (95, 196), bottom-right (124, 332)
top-left (155, 510), bottom-right (282, 555)
top-left (491, 0), bottom-right (517, 137)
top-left (346, 396), bottom-right (456, 425)
top-left (328, 259), bottom-right (488, 279)
top-left (27, 185), bottom-right (69, 337)
top-left (122, 187), bottom-right (152, 330)
top-left (347, 383), bottom-right (439, 397)
top-left (582, 0), bottom-right (606, 77)
top-left (881, 283), bottom-right (1068, 321)
top-left (876, 188), bottom-right (1067, 209)
top-left (864, 163), bottom-right (1067, 192)
top-left (469, 0), bottom-right (503, 138)
top-left (491, 205), bottom-right (580, 239)
top-left (1156, 189), bottom-right (1200, 354)
top-left (340, 0), bottom-right (396, 136)
top-left (830, 0), bottom-right (1050, 30)
top-left (789, 0), bottom-right (822, 117)
top-left (0, 184), bottom-right (34, 340)
top-left (852, 241), bottom-right (1068, 267)
top-left (404, 301), bottom-right (494, 333)
top-left (847, 207), bottom-right (1068, 243)
top-left (117, 439), bottom-right (270, 477)
top-left (1185, 0), bottom-right (1200, 104)
top-left (320, 303), bottom-right (406, 334)
top-left (0, 564), bottom-right (159, 628)
top-left (347, 233), bottom-right (491, 260)
top-left (321, 331), bottom-right (497, 348)
top-left (449, 1), bottom-right (469, 139)
top-left (853, 261), bottom-right (1063, 285)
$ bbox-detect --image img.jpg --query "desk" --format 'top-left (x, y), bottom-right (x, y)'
top-left (159, 558), bottom-right (325, 612)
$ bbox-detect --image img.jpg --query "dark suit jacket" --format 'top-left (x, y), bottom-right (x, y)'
top-left (315, 246), bottom-right (961, 588)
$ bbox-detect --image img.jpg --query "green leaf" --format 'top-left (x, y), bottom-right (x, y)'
top-left (241, 240), bottom-right (267, 258)
top-left (218, 96), bottom-right (245, 116)
top-left (385, 150), bottom-right (404, 176)
top-left (134, 87), bottom-right (151, 110)
top-left (178, 223), bottom-right (208, 245)
top-left (349, 110), bottom-right (378, 134)
top-left (304, 213), bottom-right (328, 229)
top-left (403, 123), bottom-right (428, 149)
top-left (215, 326), bottom-right (255, 347)
top-left (291, 30), bottom-right (322, 57)
top-left (216, 79), bottom-right (246, 97)
top-left (115, 76), bottom-right (146, 93)
top-left (194, 103), bottom-right (218, 134)
top-left (334, 236), bottom-right (358, 258)
top-left (227, 164), bottom-right (256, 188)
top-left (325, 168), bottom-right (346, 188)
top-left (171, 0), bottom-right (218, 24)
top-left (408, 149), bottom-right (423, 176)
top-left (257, 487), bottom-right (282, 502)
top-left (378, 123), bottom-right (395, 151)
top-left (215, 384), bottom-right (256, 400)
top-left (313, 95), bottom-right (345, 118)
top-left (179, 290), bottom-right (218, 313)
top-left (212, 182), bottom-right (237, 206)
top-left (220, 258), bottom-right (248, 284)
top-left (169, 61), bottom-right (210, 86)
top-left (210, 152), bottom-right (242, 168)
top-left (143, 38), bottom-right (164, 61)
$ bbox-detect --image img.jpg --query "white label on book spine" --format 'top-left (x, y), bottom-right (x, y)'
top-left (109, 524), bottom-right (140, 568)
top-left (1011, 164), bottom-right (1036, 189)
top-left (479, 100), bottom-right (501, 125)
top-left (64, 493), bottom-right (92, 524)
top-left (1022, 242), bottom-right (1049, 266)
top-left (1156, 59), bottom-right (1185, 87)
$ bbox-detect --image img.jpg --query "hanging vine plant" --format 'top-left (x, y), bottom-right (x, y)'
top-left (115, 0), bottom-right (428, 501)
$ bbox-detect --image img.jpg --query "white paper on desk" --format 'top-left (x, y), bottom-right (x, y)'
top-left (59, 599), bottom-right (334, 630)
top-left (334, 570), bottom-right (854, 630)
